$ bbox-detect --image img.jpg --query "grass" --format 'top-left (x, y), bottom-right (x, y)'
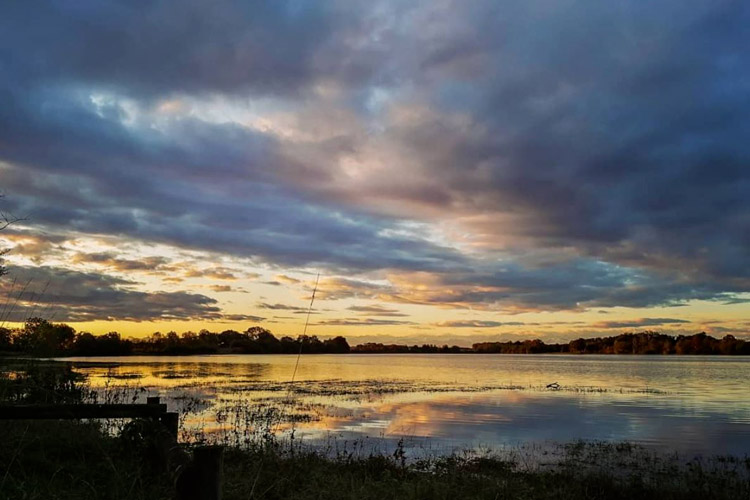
top-left (2, 421), bottom-right (749, 500)
top-left (221, 445), bottom-right (750, 500)
top-left (0, 420), bottom-right (173, 500)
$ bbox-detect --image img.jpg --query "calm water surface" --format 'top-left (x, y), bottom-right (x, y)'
top-left (61, 354), bottom-right (750, 457)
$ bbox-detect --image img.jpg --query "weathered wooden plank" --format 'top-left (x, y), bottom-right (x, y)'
top-left (0, 403), bottom-right (168, 419)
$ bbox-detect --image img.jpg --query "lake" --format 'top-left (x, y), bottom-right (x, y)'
top-left (59, 354), bottom-right (750, 458)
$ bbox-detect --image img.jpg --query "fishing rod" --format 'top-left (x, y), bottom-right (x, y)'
top-left (270, 273), bottom-right (320, 433)
top-left (290, 272), bottom-right (320, 388)
top-left (250, 273), bottom-right (320, 499)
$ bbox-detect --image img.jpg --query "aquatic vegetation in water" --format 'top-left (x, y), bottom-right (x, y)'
top-left (219, 378), bottom-right (667, 398)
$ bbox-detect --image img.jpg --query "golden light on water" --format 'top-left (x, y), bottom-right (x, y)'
top-left (60, 353), bottom-right (750, 456)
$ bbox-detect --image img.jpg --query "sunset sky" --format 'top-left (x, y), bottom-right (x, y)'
top-left (0, 0), bottom-right (748, 345)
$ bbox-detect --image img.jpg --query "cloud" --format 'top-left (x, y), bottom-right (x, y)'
top-left (0, 265), bottom-right (238, 323)
top-left (0, 1), bottom-right (350, 100)
top-left (721, 297), bottom-right (750, 305)
top-left (272, 1), bottom-right (750, 295)
top-left (435, 320), bottom-right (526, 328)
top-left (313, 277), bottom-right (392, 301)
top-left (346, 304), bottom-right (408, 317)
top-left (184, 267), bottom-right (242, 280)
top-left (316, 318), bottom-right (415, 327)
top-left (592, 318), bottom-right (692, 329)
top-left (221, 314), bottom-right (265, 322)
top-left (0, 0), bottom-right (748, 319)
top-left (0, 229), bottom-right (69, 263)
top-left (72, 252), bottom-right (173, 272)
top-left (275, 275), bottom-right (302, 285)
top-left (257, 302), bottom-right (309, 312)
top-left (369, 260), bottom-right (746, 313)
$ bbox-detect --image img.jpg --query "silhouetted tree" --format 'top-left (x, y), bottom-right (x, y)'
top-left (0, 327), bottom-right (11, 351)
top-left (15, 317), bottom-right (75, 355)
top-left (323, 336), bottom-right (350, 353)
top-left (0, 195), bottom-right (26, 277)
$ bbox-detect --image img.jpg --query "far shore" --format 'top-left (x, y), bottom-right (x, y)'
top-left (2, 320), bottom-right (748, 357)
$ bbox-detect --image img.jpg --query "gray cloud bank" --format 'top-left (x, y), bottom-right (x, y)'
top-left (0, 266), bottom-right (247, 323)
top-left (1, 0), bottom-right (748, 318)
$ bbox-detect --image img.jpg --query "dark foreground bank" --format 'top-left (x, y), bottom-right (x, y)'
top-left (2, 418), bottom-right (749, 500)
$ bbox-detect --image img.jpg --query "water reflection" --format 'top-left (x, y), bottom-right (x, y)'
top-left (59, 354), bottom-right (750, 457)
top-left (302, 391), bottom-right (750, 456)
top-left (70, 358), bottom-right (272, 387)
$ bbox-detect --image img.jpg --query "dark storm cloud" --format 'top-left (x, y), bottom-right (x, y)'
top-left (386, 0), bottom-right (750, 285)
top-left (280, 1), bottom-right (750, 290)
top-left (0, 0), bottom-right (343, 99)
top-left (0, 0), bottom-right (748, 313)
top-left (0, 88), bottom-right (465, 273)
top-left (0, 0), bottom-right (465, 274)
top-left (279, 0), bottom-right (749, 302)
top-left (0, 265), bottom-right (234, 322)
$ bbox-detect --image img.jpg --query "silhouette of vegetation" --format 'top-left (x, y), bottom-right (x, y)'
top-left (472, 338), bottom-right (551, 354)
top-left (0, 319), bottom-right (354, 356)
top-left (0, 198), bottom-right (25, 278)
top-left (474, 331), bottom-right (750, 355)
top-left (351, 343), bottom-right (464, 354)
top-left (0, 320), bottom-right (747, 356)
top-left (0, 362), bottom-right (171, 499)
top-left (0, 360), bottom-right (91, 404)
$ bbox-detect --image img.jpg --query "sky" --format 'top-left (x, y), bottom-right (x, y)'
top-left (0, 0), bottom-right (748, 345)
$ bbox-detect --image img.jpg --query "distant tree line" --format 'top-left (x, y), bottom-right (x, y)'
top-left (0, 319), bottom-right (747, 356)
top-left (0, 318), bottom-right (350, 356)
top-left (350, 343), bottom-right (465, 354)
top-left (472, 331), bottom-right (750, 355)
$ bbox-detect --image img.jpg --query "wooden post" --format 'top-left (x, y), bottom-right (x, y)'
top-left (194, 446), bottom-right (224, 500)
top-left (160, 411), bottom-right (179, 438)
top-left (176, 446), bottom-right (224, 500)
